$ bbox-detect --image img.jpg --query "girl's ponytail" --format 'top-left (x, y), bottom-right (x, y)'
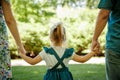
top-left (54, 24), bottom-right (62, 45)
top-left (50, 22), bottom-right (66, 46)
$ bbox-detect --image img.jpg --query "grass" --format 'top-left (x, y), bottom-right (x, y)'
top-left (12, 64), bottom-right (106, 80)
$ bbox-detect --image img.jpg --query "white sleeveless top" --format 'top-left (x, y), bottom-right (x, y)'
top-left (39, 46), bottom-right (74, 69)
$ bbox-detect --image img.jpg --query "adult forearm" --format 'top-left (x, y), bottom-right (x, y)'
top-left (93, 9), bottom-right (109, 41)
top-left (2, 0), bottom-right (23, 48)
top-left (7, 20), bottom-right (23, 48)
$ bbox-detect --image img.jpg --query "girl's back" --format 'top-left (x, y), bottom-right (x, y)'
top-left (40, 46), bottom-right (74, 80)
top-left (39, 46), bottom-right (73, 69)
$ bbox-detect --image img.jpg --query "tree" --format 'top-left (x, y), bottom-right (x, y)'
top-left (86, 0), bottom-right (100, 9)
top-left (11, 0), bottom-right (100, 22)
top-left (11, 0), bottom-right (55, 22)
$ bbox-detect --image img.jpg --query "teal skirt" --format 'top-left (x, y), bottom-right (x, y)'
top-left (44, 67), bottom-right (73, 80)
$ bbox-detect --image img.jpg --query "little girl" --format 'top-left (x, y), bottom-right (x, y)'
top-left (19, 22), bottom-right (98, 80)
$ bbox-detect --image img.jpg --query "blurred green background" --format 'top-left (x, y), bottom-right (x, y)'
top-left (9, 0), bottom-right (106, 59)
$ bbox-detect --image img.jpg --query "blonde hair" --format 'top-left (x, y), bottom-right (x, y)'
top-left (50, 22), bottom-right (66, 46)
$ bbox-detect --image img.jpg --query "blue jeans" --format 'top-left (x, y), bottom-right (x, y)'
top-left (105, 49), bottom-right (120, 80)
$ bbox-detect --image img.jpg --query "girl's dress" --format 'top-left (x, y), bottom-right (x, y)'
top-left (0, 0), bottom-right (12, 80)
top-left (39, 47), bottom-right (74, 80)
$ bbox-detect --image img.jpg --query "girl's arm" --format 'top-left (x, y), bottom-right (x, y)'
top-left (72, 51), bottom-right (96, 63)
top-left (19, 53), bottom-right (42, 65)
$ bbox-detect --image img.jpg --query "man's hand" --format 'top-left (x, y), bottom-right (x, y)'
top-left (91, 40), bottom-right (101, 54)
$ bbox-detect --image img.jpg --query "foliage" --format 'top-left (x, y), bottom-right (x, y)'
top-left (67, 24), bottom-right (94, 54)
top-left (11, 0), bottom-right (100, 22)
top-left (86, 0), bottom-right (100, 9)
top-left (8, 6), bottom-right (106, 58)
top-left (23, 31), bottom-right (45, 56)
top-left (11, 0), bottom-right (55, 22)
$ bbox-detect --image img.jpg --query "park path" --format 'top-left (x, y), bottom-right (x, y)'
top-left (11, 57), bottom-right (105, 66)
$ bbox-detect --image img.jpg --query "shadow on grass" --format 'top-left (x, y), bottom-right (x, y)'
top-left (12, 64), bottom-right (105, 80)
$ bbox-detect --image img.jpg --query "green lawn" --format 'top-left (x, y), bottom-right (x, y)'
top-left (12, 64), bottom-right (106, 80)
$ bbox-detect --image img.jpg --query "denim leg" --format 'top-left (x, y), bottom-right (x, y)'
top-left (105, 49), bottom-right (120, 80)
top-left (7, 78), bottom-right (12, 80)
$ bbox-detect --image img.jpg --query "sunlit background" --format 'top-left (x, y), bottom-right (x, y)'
top-left (8, 0), bottom-right (106, 80)
top-left (8, 0), bottom-right (107, 59)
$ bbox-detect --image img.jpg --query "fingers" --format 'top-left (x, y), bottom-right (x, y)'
top-left (91, 41), bottom-right (98, 51)
top-left (96, 44), bottom-right (100, 53)
top-left (91, 40), bottom-right (101, 54)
